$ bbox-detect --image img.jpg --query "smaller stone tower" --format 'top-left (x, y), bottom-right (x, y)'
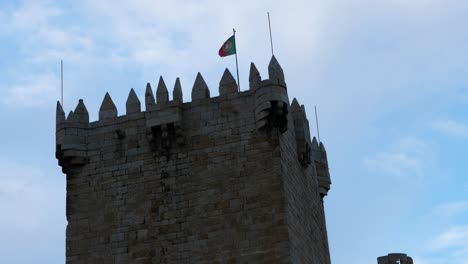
top-left (378, 253), bottom-right (413, 264)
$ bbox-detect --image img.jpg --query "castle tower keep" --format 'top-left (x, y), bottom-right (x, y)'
top-left (56, 56), bottom-right (332, 263)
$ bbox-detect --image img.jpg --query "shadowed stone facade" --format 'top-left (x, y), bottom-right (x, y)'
top-left (378, 253), bottom-right (414, 264)
top-left (56, 56), bottom-right (332, 263)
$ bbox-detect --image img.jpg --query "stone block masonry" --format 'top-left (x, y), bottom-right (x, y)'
top-left (378, 253), bottom-right (413, 264)
top-left (56, 56), bottom-right (332, 264)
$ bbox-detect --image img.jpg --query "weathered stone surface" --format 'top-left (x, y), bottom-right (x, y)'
top-left (145, 82), bottom-right (156, 111)
top-left (56, 101), bottom-right (65, 130)
top-left (191, 72), bottom-right (210, 100)
top-left (219, 68), bottom-right (237, 95)
top-left (56, 61), bottom-right (332, 264)
top-left (156, 76), bottom-right (169, 104)
top-left (73, 99), bottom-right (89, 125)
top-left (66, 110), bottom-right (74, 122)
top-left (173, 77), bottom-right (183, 103)
top-left (268, 55), bottom-right (285, 86)
top-left (378, 253), bottom-right (413, 264)
top-left (291, 98), bottom-right (311, 167)
top-left (249, 62), bottom-right (261, 90)
top-left (99, 92), bottom-right (117, 120)
top-left (126, 88), bottom-right (141, 114)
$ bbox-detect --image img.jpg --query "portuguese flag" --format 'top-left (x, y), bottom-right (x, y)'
top-left (218, 35), bottom-right (236, 57)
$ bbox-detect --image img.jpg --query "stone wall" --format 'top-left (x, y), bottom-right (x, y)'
top-left (279, 116), bottom-right (331, 264)
top-left (56, 56), bottom-right (332, 263)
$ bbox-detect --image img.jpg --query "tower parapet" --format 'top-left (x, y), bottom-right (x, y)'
top-left (378, 253), bottom-right (414, 264)
top-left (55, 56), bottom-right (333, 263)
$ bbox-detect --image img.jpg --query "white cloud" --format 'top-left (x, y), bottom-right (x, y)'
top-left (429, 226), bottom-right (468, 264)
top-left (0, 158), bottom-right (63, 231)
top-left (363, 137), bottom-right (433, 179)
top-left (430, 226), bottom-right (468, 250)
top-left (9, 1), bottom-right (62, 30)
top-left (432, 119), bottom-right (468, 138)
top-left (410, 226), bottom-right (468, 264)
top-left (434, 201), bottom-right (468, 217)
top-left (2, 73), bottom-right (59, 107)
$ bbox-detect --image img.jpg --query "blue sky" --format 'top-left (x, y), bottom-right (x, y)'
top-left (0, 1), bottom-right (467, 263)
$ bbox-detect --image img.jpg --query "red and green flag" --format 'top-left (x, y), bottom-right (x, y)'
top-left (218, 35), bottom-right (236, 57)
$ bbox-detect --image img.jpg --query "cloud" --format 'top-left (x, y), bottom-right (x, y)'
top-left (430, 225), bottom-right (468, 250)
top-left (409, 226), bottom-right (468, 264)
top-left (8, 1), bottom-right (62, 30)
top-left (363, 137), bottom-right (433, 179)
top-left (2, 73), bottom-right (59, 107)
top-left (0, 158), bottom-right (63, 230)
top-left (432, 119), bottom-right (468, 138)
top-left (434, 201), bottom-right (468, 217)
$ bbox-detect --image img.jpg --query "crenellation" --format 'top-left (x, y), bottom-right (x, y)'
top-left (268, 55), bottom-right (286, 87)
top-left (99, 93), bottom-right (118, 121)
top-left (172, 78), bottom-right (183, 104)
top-left (219, 68), bottom-right (238, 95)
top-left (126, 88), bottom-right (141, 114)
top-left (191, 72), bottom-right (210, 101)
top-left (300, 105), bottom-right (311, 142)
top-left (56, 56), bottom-right (332, 264)
top-left (144, 82), bottom-right (156, 111)
top-left (291, 98), bottom-right (311, 167)
top-left (156, 76), bottom-right (169, 104)
top-left (74, 99), bottom-right (89, 125)
top-left (56, 101), bottom-right (65, 128)
top-left (66, 110), bottom-right (74, 122)
top-left (249, 62), bottom-right (261, 91)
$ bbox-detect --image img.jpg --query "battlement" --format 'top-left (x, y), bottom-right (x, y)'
top-left (56, 55), bottom-right (332, 263)
top-left (378, 253), bottom-right (413, 264)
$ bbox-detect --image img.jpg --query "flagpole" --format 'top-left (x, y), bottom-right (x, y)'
top-left (268, 12), bottom-right (274, 56)
top-left (315, 105), bottom-right (321, 143)
top-left (233, 28), bottom-right (240, 92)
top-left (61, 59), bottom-right (63, 107)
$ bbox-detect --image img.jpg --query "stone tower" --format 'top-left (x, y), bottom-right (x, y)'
top-left (56, 56), bottom-right (332, 263)
top-left (378, 253), bottom-right (414, 264)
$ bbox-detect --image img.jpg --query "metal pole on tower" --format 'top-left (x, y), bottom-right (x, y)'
top-left (233, 28), bottom-right (240, 92)
top-left (61, 59), bottom-right (63, 107)
top-left (315, 105), bottom-right (321, 143)
top-left (268, 12), bottom-right (274, 56)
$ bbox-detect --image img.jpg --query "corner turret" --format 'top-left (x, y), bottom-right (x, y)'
top-left (311, 137), bottom-right (332, 197)
top-left (253, 56), bottom-right (289, 133)
top-left (56, 100), bottom-right (89, 174)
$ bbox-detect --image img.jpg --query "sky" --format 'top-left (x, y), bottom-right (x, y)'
top-left (0, 0), bottom-right (467, 263)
